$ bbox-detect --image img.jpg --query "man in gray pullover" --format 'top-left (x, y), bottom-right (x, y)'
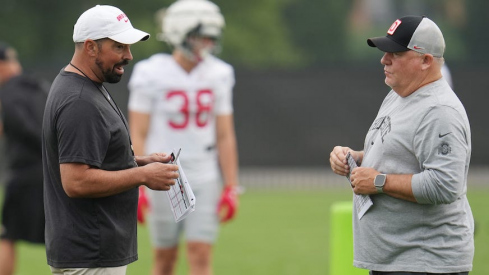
top-left (330, 16), bottom-right (473, 275)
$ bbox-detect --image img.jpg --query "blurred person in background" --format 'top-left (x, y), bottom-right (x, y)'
top-left (128, 0), bottom-right (239, 274)
top-left (441, 63), bottom-right (453, 88)
top-left (0, 42), bottom-right (48, 275)
top-left (330, 16), bottom-right (473, 274)
top-left (42, 5), bottom-right (180, 275)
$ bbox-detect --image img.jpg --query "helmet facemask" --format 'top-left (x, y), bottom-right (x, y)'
top-left (179, 24), bottom-right (221, 62)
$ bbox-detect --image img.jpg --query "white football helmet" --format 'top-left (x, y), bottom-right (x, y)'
top-left (158, 0), bottom-right (225, 61)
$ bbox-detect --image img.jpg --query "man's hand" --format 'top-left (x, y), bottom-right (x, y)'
top-left (350, 167), bottom-right (379, 195)
top-left (218, 185), bottom-right (238, 223)
top-left (330, 146), bottom-right (352, 176)
top-left (330, 146), bottom-right (363, 176)
top-left (142, 162), bottom-right (179, 191)
top-left (135, 153), bottom-right (172, 166)
top-left (137, 186), bottom-right (149, 224)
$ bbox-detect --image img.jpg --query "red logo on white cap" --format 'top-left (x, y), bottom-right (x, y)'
top-left (387, 19), bottom-right (402, 35)
top-left (117, 13), bottom-right (129, 22)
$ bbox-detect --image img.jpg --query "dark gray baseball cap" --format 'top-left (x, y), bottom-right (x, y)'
top-left (367, 15), bottom-right (445, 58)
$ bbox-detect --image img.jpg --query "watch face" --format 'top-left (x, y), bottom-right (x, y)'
top-left (375, 174), bottom-right (386, 187)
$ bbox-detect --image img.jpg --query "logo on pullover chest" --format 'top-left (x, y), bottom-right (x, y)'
top-left (370, 116), bottom-right (391, 143)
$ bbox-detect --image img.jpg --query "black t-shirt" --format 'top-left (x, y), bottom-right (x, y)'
top-left (0, 74), bottom-right (48, 185)
top-left (42, 69), bottom-right (138, 268)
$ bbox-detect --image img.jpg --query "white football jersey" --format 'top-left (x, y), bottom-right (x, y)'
top-left (128, 53), bottom-right (235, 184)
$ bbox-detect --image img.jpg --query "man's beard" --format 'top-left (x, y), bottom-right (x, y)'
top-left (95, 58), bottom-right (128, 84)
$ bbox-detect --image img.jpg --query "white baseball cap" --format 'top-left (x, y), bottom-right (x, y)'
top-left (73, 5), bottom-right (150, 44)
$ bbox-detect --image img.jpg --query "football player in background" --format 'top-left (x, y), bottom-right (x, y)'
top-left (127, 0), bottom-right (239, 274)
top-left (0, 42), bottom-right (47, 275)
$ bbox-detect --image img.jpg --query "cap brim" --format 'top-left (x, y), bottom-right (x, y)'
top-left (109, 28), bottom-right (150, 44)
top-left (367, 36), bottom-right (409, 53)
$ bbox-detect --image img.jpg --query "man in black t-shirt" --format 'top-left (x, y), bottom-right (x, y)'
top-left (42, 5), bottom-right (179, 275)
top-left (0, 42), bottom-right (48, 275)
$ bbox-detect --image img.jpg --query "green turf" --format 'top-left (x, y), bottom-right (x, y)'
top-left (4, 187), bottom-right (489, 275)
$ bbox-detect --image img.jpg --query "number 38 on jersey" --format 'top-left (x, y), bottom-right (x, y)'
top-left (165, 89), bottom-right (214, 129)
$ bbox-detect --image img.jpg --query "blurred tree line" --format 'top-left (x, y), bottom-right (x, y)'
top-left (0, 0), bottom-right (487, 71)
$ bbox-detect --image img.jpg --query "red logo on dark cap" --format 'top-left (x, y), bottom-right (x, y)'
top-left (117, 13), bottom-right (129, 22)
top-left (387, 19), bottom-right (402, 35)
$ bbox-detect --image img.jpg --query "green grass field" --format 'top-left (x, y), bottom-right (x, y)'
top-left (4, 187), bottom-right (489, 275)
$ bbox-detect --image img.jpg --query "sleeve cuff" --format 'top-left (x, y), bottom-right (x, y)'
top-left (411, 173), bottom-right (430, 204)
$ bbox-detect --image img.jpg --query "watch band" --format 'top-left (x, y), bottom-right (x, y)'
top-left (375, 184), bottom-right (384, 193)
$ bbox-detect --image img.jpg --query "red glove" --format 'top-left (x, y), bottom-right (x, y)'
top-left (217, 186), bottom-right (238, 223)
top-left (137, 186), bottom-right (150, 224)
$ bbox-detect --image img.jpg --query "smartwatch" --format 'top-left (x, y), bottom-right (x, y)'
top-left (374, 174), bottom-right (386, 193)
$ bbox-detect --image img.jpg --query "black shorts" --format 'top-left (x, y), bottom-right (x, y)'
top-left (1, 181), bottom-right (45, 244)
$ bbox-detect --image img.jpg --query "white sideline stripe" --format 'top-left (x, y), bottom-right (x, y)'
top-left (239, 166), bottom-right (489, 190)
